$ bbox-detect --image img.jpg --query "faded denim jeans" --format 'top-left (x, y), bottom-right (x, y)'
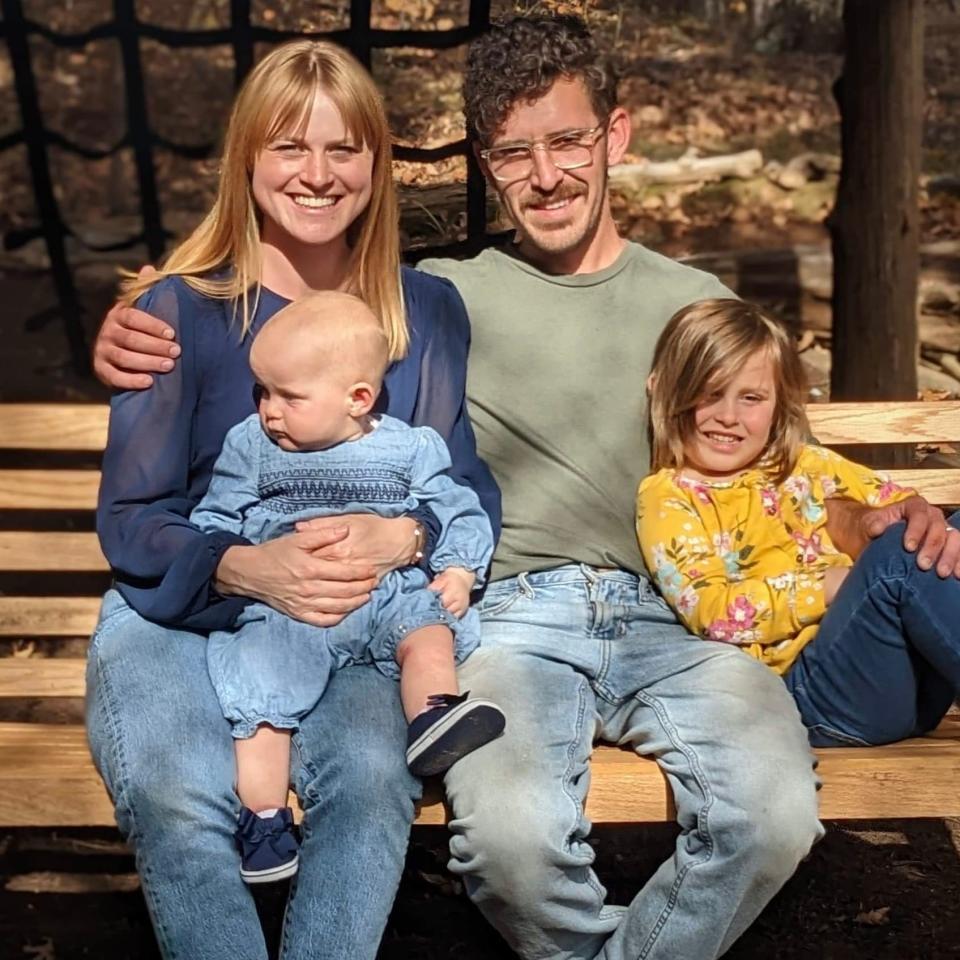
top-left (86, 589), bottom-right (421, 960)
top-left (444, 565), bottom-right (823, 960)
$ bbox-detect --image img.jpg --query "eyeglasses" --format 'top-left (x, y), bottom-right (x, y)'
top-left (479, 119), bottom-right (608, 182)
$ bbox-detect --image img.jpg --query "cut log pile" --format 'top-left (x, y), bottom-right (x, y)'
top-left (684, 240), bottom-right (960, 400)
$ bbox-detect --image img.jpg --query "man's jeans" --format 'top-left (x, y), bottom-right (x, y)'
top-left (85, 590), bottom-right (420, 960)
top-left (786, 513), bottom-right (960, 747)
top-left (445, 565), bottom-right (823, 960)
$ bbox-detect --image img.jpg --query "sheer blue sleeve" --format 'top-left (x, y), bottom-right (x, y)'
top-left (96, 279), bottom-right (251, 629)
top-left (408, 276), bottom-right (502, 560)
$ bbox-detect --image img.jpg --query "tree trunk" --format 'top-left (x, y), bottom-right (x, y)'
top-left (830, 0), bottom-right (923, 411)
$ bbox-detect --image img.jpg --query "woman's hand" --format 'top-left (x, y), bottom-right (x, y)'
top-left (294, 513), bottom-right (420, 576)
top-left (215, 528), bottom-right (378, 627)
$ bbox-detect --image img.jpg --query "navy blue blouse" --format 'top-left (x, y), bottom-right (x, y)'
top-left (97, 266), bottom-right (501, 631)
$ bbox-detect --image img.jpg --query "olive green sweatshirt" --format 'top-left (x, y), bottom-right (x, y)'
top-left (420, 242), bottom-right (732, 583)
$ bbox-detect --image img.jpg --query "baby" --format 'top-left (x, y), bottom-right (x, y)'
top-left (191, 291), bottom-right (504, 883)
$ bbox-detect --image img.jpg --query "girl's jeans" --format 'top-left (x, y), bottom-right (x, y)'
top-left (443, 565), bottom-right (823, 960)
top-left (786, 511), bottom-right (960, 746)
top-left (85, 590), bottom-right (421, 960)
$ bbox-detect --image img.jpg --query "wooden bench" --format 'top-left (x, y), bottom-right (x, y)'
top-left (1, 401), bottom-right (959, 827)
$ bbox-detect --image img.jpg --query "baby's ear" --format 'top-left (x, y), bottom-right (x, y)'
top-left (348, 381), bottom-right (377, 417)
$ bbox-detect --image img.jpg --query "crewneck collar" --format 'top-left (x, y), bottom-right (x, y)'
top-left (495, 241), bottom-right (639, 287)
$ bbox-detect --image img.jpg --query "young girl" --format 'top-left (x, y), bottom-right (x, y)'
top-left (637, 298), bottom-right (960, 749)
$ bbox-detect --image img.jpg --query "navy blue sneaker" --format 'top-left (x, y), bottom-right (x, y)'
top-left (406, 692), bottom-right (506, 777)
top-left (236, 806), bottom-right (299, 884)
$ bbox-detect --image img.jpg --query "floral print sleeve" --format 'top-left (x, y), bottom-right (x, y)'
top-left (636, 470), bottom-right (827, 650)
top-left (800, 444), bottom-right (914, 509)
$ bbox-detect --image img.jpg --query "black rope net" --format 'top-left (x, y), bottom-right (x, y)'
top-left (0, 0), bottom-right (492, 372)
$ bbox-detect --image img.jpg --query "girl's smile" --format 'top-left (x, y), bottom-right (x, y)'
top-left (683, 350), bottom-right (777, 481)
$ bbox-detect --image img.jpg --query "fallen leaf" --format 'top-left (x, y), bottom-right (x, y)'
top-left (855, 906), bottom-right (891, 926)
top-left (22, 939), bottom-right (55, 960)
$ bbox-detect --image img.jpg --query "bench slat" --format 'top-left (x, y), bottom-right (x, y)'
top-left (1, 722), bottom-right (958, 826)
top-left (0, 533), bottom-right (108, 572)
top-left (884, 469), bottom-right (960, 505)
top-left (0, 598), bottom-right (101, 637)
top-left (807, 401), bottom-right (960, 444)
top-left (2, 471), bottom-right (955, 517)
top-left (0, 470), bottom-right (100, 510)
top-left (0, 467), bottom-right (954, 516)
top-left (0, 404), bottom-right (109, 451)
top-left (0, 658), bottom-right (85, 697)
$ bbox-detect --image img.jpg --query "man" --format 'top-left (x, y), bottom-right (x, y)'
top-left (93, 14), bottom-right (958, 959)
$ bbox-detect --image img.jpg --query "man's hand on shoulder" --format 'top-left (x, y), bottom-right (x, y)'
top-left (826, 495), bottom-right (960, 579)
top-left (93, 266), bottom-right (181, 390)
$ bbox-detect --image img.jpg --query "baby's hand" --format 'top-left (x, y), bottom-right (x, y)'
top-left (429, 567), bottom-right (476, 618)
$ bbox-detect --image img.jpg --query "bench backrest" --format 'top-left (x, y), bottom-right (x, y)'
top-left (1, 401), bottom-right (958, 703)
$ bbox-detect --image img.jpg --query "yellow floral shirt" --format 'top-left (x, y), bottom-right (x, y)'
top-left (636, 445), bottom-right (913, 674)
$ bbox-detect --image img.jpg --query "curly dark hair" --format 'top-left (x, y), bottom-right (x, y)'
top-left (464, 14), bottom-right (618, 145)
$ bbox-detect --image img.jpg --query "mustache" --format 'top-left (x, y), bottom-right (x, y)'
top-left (519, 185), bottom-right (585, 210)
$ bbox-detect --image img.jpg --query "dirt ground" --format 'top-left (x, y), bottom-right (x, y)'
top-left (3, 817), bottom-right (960, 959)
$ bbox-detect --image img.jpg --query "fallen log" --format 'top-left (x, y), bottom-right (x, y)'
top-left (610, 149), bottom-right (763, 187)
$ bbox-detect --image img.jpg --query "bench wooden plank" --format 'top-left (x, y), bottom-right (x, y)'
top-left (807, 401), bottom-right (960, 444)
top-left (0, 533), bottom-right (108, 572)
top-left (0, 598), bottom-right (101, 637)
top-left (0, 404), bottom-right (108, 451)
top-left (1, 722), bottom-right (958, 827)
top-left (3, 403), bottom-right (955, 451)
top-left (0, 658), bottom-right (86, 697)
top-left (0, 470), bottom-right (100, 510)
top-left (0, 465), bottom-right (952, 525)
top-left (883, 468), bottom-right (960, 505)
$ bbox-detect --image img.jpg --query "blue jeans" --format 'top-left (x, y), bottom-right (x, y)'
top-left (444, 565), bottom-right (823, 960)
top-left (785, 512), bottom-right (960, 747)
top-left (85, 590), bottom-right (421, 960)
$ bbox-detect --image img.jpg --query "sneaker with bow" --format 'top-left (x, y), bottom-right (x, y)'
top-left (236, 806), bottom-right (299, 884)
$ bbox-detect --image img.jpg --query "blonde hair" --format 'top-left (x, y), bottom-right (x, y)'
top-left (647, 298), bottom-right (810, 482)
top-left (120, 40), bottom-right (408, 360)
top-left (253, 290), bottom-right (390, 387)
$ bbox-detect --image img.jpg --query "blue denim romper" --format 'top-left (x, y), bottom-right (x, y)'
top-left (191, 414), bottom-right (494, 738)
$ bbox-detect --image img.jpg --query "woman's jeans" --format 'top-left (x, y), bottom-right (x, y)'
top-left (444, 565), bottom-right (823, 960)
top-left (85, 590), bottom-right (421, 960)
top-left (786, 512), bottom-right (960, 747)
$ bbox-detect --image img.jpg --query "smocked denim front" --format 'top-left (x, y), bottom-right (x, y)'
top-left (86, 590), bottom-right (420, 960)
top-left (443, 565), bottom-right (823, 960)
top-left (786, 512), bottom-right (960, 747)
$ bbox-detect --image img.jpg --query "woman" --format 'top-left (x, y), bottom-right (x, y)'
top-left (89, 40), bottom-right (499, 960)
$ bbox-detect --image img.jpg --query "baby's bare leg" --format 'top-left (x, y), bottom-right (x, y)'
top-left (396, 624), bottom-right (458, 722)
top-left (235, 726), bottom-right (291, 812)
